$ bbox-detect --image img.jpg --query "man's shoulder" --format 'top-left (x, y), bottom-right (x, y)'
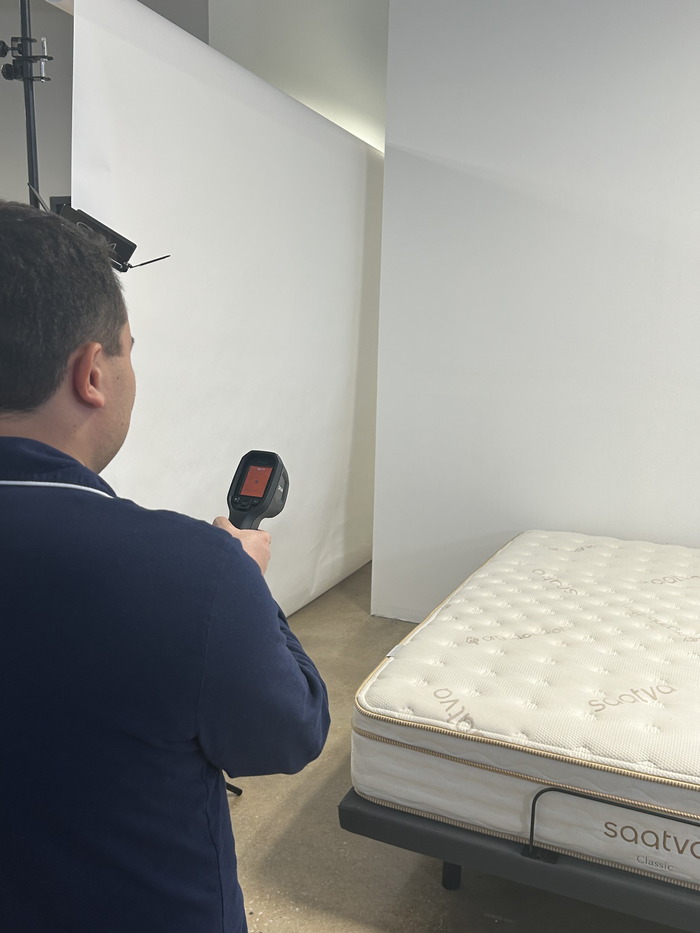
top-left (90, 495), bottom-right (256, 606)
top-left (111, 495), bottom-right (231, 553)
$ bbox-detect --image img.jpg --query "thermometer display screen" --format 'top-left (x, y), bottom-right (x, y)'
top-left (240, 465), bottom-right (273, 498)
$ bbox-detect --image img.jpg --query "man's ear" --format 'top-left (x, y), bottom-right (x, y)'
top-left (71, 342), bottom-right (107, 409)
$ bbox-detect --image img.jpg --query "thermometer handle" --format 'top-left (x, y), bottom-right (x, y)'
top-left (230, 511), bottom-right (261, 531)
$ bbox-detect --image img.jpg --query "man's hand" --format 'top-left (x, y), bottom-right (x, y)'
top-left (212, 517), bottom-right (271, 575)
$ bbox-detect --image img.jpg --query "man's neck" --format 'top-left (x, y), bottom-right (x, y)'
top-left (0, 410), bottom-right (89, 469)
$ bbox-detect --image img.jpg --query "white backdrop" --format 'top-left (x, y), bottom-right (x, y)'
top-left (69, 0), bottom-right (382, 615)
top-left (373, 0), bottom-right (700, 622)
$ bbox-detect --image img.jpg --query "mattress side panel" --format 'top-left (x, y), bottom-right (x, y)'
top-left (351, 728), bottom-right (700, 889)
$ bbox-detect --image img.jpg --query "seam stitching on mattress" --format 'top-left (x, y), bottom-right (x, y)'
top-left (352, 726), bottom-right (700, 815)
top-left (353, 705), bottom-right (700, 791)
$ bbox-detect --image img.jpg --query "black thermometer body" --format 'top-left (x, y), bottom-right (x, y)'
top-left (227, 450), bottom-right (289, 530)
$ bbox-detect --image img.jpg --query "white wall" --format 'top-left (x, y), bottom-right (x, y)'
top-left (208, 0), bottom-right (388, 152)
top-left (69, 0), bottom-right (382, 616)
top-left (373, 0), bottom-right (700, 622)
top-left (1, 0), bottom-right (72, 202)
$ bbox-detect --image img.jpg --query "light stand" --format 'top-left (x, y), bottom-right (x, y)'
top-left (1, 0), bottom-right (52, 207)
top-left (1, 2), bottom-right (169, 272)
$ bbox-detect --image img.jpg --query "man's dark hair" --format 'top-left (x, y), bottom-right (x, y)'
top-left (0, 199), bottom-right (127, 412)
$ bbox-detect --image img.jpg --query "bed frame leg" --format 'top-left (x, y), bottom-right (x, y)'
top-left (442, 861), bottom-right (462, 890)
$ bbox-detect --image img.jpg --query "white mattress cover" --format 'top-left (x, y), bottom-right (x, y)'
top-left (352, 531), bottom-right (700, 888)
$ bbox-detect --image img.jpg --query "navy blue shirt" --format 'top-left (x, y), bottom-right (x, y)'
top-left (0, 438), bottom-right (329, 933)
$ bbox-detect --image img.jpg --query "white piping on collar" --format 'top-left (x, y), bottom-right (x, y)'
top-left (0, 480), bottom-right (113, 499)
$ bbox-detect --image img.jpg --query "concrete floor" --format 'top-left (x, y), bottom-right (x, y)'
top-left (230, 564), bottom-right (684, 933)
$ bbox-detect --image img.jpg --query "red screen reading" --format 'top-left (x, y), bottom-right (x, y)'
top-left (240, 465), bottom-right (273, 497)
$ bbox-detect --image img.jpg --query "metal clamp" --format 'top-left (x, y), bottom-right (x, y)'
top-left (1, 35), bottom-right (52, 82)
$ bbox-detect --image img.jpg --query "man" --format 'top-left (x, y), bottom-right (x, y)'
top-left (0, 200), bottom-right (330, 932)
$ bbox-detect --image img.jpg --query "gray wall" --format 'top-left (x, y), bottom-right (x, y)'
top-left (372, 0), bottom-right (700, 622)
top-left (140, 0), bottom-right (207, 42)
top-left (209, 0), bottom-right (388, 151)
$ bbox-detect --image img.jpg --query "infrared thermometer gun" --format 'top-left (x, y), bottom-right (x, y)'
top-left (227, 450), bottom-right (289, 530)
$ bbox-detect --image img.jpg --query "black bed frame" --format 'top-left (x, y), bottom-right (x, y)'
top-left (338, 788), bottom-right (700, 932)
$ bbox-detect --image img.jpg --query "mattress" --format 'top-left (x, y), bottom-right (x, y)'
top-left (352, 530), bottom-right (700, 889)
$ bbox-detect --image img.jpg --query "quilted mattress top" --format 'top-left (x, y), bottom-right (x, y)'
top-left (356, 531), bottom-right (700, 785)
